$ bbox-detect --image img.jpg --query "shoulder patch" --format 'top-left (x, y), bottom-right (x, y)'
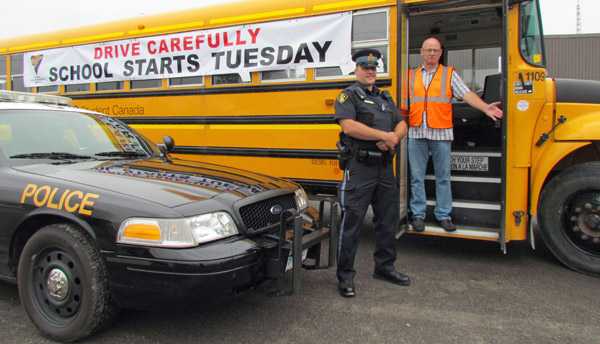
top-left (337, 93), bottom-right (349, 104)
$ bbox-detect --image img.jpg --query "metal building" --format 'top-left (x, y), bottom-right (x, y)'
top-left (544, 33), bottom-right (600, 81)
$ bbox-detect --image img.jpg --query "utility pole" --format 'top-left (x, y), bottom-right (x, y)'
top-left (576, 0), bottom-right (581, 34)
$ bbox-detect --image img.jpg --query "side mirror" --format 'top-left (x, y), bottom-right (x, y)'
top-left (157, 135), bottom-right (175, 155)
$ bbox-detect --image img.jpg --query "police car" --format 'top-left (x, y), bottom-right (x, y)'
top-left (0, 91), bottom-right (334, 342)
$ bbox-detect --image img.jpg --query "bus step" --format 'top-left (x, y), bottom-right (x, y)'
top-left (425, 199), bottom-right (501, 229)
top-left (425, 175), bottom-right (502, 202)
top-left (406, 223), bottom-right (500, 241)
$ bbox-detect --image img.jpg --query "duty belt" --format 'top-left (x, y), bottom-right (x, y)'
top-left (337, 142), bottom-right (395, 169)
top-left (355, 149), bottom-right (394, 166)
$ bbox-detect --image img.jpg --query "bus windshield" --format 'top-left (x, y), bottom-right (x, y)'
top-left (519, 0), bottom-right (545, 67)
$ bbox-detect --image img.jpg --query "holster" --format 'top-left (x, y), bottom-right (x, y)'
top-left (382, 150), bottom-right (395, 167)
top-left (366, 151), bottom-right (382, 165)
top-left (336, 141), bottom-right (353, 170)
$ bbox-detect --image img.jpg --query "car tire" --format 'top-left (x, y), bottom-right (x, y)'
top-left (18, 223), bottom-right (119, 342)
top-left (538, 162), bottom-right (600, 276)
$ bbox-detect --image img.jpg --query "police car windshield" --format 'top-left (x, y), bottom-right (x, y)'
top-left (0, 110), bottom-right (158, 161)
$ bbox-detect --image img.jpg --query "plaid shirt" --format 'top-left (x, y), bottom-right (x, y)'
top-left (408, 65), bottom-right (471, 141)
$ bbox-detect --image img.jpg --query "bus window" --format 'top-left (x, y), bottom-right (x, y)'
top-left (447, 47), bottom-right (501, 94)
top-left (474, 47), bottom-right (502, 93)
top-left (447, 49), bottom-right (473, 89)
top-left (96, 81), bottom-right (125, 91)
top-left (519, 0), bottom-right (545, 67)
top-left (65, 83), bottom-right (90, 93)
top-left (0, 56), bottom-right (6, 90)
top-left (130, 79), bottom-right (162, 89)
top-left (10, 54), bottom-right (28, 92)
top-left (315, 9), bottom-right (389, 79)
top-left (212, 74), bottom-right (251, 85)
top-left (408, 50), bottom-right (421, 69)
top-left (169, 76), bottom-right (204, 87)
top-left (36, 85), bottom-right (59, 93)
top-left (352, 11), bottom-right (388, 42)
top-left (261, 69), bottom-right (306, 82)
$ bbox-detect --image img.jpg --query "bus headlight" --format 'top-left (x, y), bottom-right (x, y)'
top-left (117, 212), bottom-right (239, 247)
top-left (295, 188), bottom-right (309, 211)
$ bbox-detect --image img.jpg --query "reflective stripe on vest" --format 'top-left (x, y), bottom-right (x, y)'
top-left (408, 65), bottom-right (454, 129)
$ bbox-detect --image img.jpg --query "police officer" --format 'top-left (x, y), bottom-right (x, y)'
top-left (335, 48), bottom-right (409, 298)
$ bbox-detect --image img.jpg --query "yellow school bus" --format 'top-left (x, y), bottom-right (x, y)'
top-left (1, 0), bottom-right (600, 276)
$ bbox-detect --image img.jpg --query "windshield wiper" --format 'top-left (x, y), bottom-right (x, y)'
top-left (10, 152), bottom-right (96, 160)
top-left (95, 151), bottom-right (149, 158)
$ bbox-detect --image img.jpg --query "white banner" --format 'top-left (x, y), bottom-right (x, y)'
top-left (24, 12), bottom-right (352, 87)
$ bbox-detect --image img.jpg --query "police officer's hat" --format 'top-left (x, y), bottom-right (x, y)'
top-left (352, 48), bottom-right (381, 67)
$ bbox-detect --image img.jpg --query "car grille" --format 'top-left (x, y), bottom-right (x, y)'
top-left (239, 194), bottom-right (297, 233)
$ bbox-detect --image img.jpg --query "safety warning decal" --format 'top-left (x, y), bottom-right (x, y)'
top-left (451, 156), bottom-right (489, 172)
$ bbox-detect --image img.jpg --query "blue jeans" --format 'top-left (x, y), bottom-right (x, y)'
top-left (408, 138), bottom-right (452, 221)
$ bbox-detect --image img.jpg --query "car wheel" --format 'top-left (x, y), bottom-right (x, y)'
top-left (18, 223), bottom-right (118, 342)
top-left (538, 162), bottom-right (600, 276)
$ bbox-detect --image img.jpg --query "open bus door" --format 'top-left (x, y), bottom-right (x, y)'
top-left (397, 0), bottom-right (410, 232)
top-left (399, 0), bottom-right (508, 249)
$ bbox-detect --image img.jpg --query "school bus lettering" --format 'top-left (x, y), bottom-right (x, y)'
top-left (112, 105), bottom-right (145, 116)
top-left (49, 63), bottom-right (114, 82)
top-left (122, 55), bottom-right (200, 77)
top-left (212, 41), bottom-right (332, 70)
top-left (94, 42), bottom-right (141, 59)
top-left (20, 184), bottom-right (99, 216)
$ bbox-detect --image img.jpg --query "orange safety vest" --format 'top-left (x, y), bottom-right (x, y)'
top-left (407, 65), bottom-right (454, 129)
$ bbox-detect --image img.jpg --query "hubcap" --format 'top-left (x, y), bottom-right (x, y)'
top-left (46, 268), bottom-right (69, 301)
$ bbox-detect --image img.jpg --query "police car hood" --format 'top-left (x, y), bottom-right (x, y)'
top-left (13, 157), bottom-right (299, 208)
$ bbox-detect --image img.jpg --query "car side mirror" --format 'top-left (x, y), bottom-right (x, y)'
top-left (157, 135), bottom-right (175, 155)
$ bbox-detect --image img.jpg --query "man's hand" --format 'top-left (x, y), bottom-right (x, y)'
top-left (462, 92), bottom-right (504, 121)
top-left (484, 101), bottom-right (503, 121)
top-left (376, 132), bottom-right (399, 151)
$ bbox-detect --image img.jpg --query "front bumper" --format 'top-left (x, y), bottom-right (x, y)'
top-left (104, 235), bottom-right (278, 309)
top-left (103, 201), bottom-right (338, 309)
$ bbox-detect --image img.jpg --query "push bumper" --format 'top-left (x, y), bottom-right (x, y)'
top-left (104, 200), bottom-right (338, 309)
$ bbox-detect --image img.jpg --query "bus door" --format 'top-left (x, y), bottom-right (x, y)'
top-left (402, 0), bottom-right (507, 247)
top-left (397, 1), bottom-right (410, 225)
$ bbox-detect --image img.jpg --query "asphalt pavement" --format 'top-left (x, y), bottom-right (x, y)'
top-left (0, 209), bottom-right (598, 344)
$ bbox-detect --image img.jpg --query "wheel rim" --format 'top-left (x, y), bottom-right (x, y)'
top-left (562, 191), bottom-right (600, 255)
top-left (31, 248), bottom-right (83, 325)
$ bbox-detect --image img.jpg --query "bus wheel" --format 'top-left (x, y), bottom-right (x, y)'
top-left (18, 223), bottom-right (118, 342)
top-left (538, 162), bottom-right (600, 276)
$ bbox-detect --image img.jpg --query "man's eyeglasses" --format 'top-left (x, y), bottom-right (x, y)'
top-left (422, 48), bottom-right (442, 54)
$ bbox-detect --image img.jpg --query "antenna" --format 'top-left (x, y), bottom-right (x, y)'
top-left (576, 0), bottom-right (581, 34)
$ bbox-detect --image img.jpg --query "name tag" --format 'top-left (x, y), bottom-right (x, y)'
top-left (364, 100), bottom-right (374, 104)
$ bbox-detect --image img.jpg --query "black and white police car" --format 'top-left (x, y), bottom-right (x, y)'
top-left (0, 90), bottom-right (335, 342)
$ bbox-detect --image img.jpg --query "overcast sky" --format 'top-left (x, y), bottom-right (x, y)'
top-left (0, 0), bottom-right (597, 40)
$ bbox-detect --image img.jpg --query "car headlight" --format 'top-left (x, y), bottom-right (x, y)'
top-left (295, 188), bottom-right (309, 211)
top-left (117, 212), bottom-right (239, 248)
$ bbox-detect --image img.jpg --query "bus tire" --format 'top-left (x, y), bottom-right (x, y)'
top-left (18, 223), bottom-right (119, 342)
top-left (538, 162), bottom-right (600, 277)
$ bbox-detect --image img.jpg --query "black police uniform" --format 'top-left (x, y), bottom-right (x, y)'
top-left (334, 74), bottom-right (404, 284)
